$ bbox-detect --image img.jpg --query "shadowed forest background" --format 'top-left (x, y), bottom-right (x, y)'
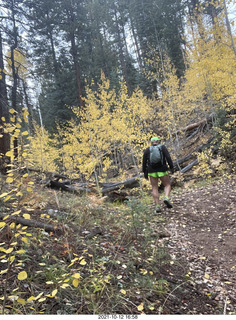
top-left (0, 0), bottom-right (235, 315)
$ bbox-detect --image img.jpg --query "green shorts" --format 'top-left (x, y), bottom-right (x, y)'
top-left (148, 171), bottom-right (169, 178)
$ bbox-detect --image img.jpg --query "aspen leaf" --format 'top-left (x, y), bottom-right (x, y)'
top-left (23, 173), bottom-right (28, 177)
top-left (72, 273), bottom-right (81, 279)
top-left (72, 278), bottom-right (79, 288)
top-left (0, 269), bottom-right (8, 274)
top-left (38, 297), bottom-right (46, 302)
top-left (27, 187), bottom-right (33, 193)
top-left (60, 283), bottom-right (70, 289)
top-left (51, 289), bottom-right (58, 297)
top-left (9, 222), bottom-right (16, 229)
top-left (5, 248), bottom-right (13, 254)
top-left (120, 289), bottom-right (126, 295)
top-left (27, 296), bottom-right (36, 302)
top-left (137, 303), bottom-right (144, 311)
top-left (1, 116), bottom-right (5, 122)
top-left (21, 237), bottom-right (29, 244)
top-left (204, 273), bottom-right (210, 280)
top-left (16, 249), bottom-right (25, 254)
top-left (0, 222), bottom-right (6, 228)
top-left (9, 108), bottom-right (16, 114)
top-left (0, 192), bottom-right (9, 198)
top-left (12, 210), bottom-right (21, 215)
top-left (80, 259), bottom-right (86, 265)
top-left (22, 131), bottom-right (29, 136)
top-left (6, 177), bottom-right (14, 183)
top-left (18, 271), bottom-right (27, 280)
top-left (3, 195), bottom-right (11, 202)
top-left (23, 214), bottom-right (31, 220)
top-left (46, 281), bottom-right (54, 284)
top-left (17, 298), bottom-right (26, 305)
top-left (35, 292), bottom-right (44, 300)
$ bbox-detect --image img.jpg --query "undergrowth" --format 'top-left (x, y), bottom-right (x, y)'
top-left (0, 176), bottom-right (188, 315)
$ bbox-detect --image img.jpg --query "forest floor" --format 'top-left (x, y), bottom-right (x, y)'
top-left (156, 177), bottom-right (236, 314)
top-left (0, 176), bottom-right (236, 315)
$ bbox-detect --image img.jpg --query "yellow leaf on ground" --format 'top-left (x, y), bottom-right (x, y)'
top-left (72, 279), bottom-right (79, 288)
top-left (21, 237), bottom-right (29, 244)
top-left (72, 273), bottom-right (81, 279)
top-left (38, 297), bottom-right (46, 302)
top-left (80, 259), bottom-right (86, 265)
top-left (120, 289), bottom-right (126, 295)
top-left (16, 249), bottom-right (26, 254)
top-left (23, 214), bottom-right (31, 220)
top-left (17, 298), bottom-right (26, 305)
top-left (0, 222), bottom-right (6, 228)
top-left (0, 269), bottom-right (8, 275)
top-left (0, 192), bottom-right (9, 198)
top-left (12, 210), bottom-right (21, 216)
top-left (204, 273), bottom-right (210, 280)
top-left (5, 151), bottom-right (13, 157)
top-left (5, 248), bottom-right (13, 254)
top-left (27, 296), bottom-right (36, 302)
top-left (18, 271), bottom-right (27, 280)
top-left (51, 289), bottom-right (58, 297)
top-left (137, 303), bottom-right (144, 311)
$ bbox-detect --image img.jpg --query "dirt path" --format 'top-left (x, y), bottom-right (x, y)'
top-left (163, 178), bottom-right (236, 314)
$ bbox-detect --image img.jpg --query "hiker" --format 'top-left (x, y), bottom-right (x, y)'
top-left (142, 137), bottom-right (174, 213)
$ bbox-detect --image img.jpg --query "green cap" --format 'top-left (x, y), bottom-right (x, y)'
top-left (151, 137), bottom-right (159, 142)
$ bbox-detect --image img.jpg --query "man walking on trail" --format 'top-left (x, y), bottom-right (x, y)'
top-left (142, 137), bottom-right (174, 214)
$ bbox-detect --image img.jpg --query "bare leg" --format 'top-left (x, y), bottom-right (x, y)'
top-left (160, 174), bottom-right (171, 198)
top-left (149, 176), bottom-right (159, 205)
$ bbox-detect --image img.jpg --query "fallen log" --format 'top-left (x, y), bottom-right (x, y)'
top-left (180, 159), bottom-right (199, 173)
top-left (0, 213), bottom-right (63, 233)
top-left (177, 113), bottom-right (214, 134)
top-left (101, 176), bottom-right (140, 194)
top-left (45, 180), bottom-right (95, 193)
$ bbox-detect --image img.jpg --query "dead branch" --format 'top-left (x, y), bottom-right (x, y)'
top-left (0, 213), bottom-right (63, 233)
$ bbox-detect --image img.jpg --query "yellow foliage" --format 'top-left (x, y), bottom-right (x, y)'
top-left (56, 73), bottom-right (153, 179)
top-left (27, 124), bottom-right (59, 172)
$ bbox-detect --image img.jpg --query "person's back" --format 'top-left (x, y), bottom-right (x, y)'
top-left (142, 137), bottom-right (174, 213)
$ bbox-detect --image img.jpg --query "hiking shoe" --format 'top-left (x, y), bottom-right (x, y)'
top-left (155, 205), bottom-right (161, 214)
top-left (164, 197), bottom-right (173, 208)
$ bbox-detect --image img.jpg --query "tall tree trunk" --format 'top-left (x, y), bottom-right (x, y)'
top-left (70, 32), bottom-right (83, 108)
top-left (128, 13), bottom-right (143, 70)
top-left (223, 0), bottom-right (236, 58)
top-left (0, 29), bottom-right (10, 172)
top-left (114, 7), bottom-right (131, 96)
top-left (9, 0), bottom-right (19, 159)
top-left (22, 79), bottom-right (35, 134)
top-left (65, 5), bottom-right (83, 108)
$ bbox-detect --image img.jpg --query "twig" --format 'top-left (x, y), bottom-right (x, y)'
top-left (223, 296), bottom-right (228, 315)
top-left (159, 282), bottom-right (186, 315)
